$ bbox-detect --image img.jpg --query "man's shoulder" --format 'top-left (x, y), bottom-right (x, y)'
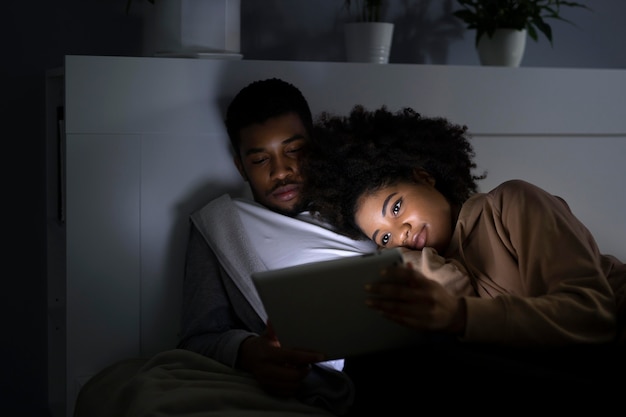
top-left (192, 194), bottom-right (233, 218)
top-left (194, 194), bottom-right (261, 216)
top-left (295, 211), bottom-right (335, 229)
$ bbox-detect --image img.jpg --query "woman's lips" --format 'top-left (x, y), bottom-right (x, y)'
top-left (411, 225), bottom-right (427, 250)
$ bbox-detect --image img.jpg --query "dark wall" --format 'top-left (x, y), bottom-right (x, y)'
top-left (2, 1), bottom-right (142, 415)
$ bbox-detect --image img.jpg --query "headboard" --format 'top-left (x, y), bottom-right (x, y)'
top-left (46, 55), bottom-right (626, 417)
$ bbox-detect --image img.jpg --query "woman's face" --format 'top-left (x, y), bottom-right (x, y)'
top-left (354, 178), bottom-right (453, 254)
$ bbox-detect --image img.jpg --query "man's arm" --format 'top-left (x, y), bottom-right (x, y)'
top-left (179, 220), bottom-right (358, 415)
top-left (178, 223), bottom-right (264, 367)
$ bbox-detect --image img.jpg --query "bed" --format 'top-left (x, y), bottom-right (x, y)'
top-left (46, 56), bottom-right (626, 417)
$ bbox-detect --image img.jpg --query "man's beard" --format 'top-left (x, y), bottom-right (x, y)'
top-left (264, 180), bottom-right (308, 217)
top-left (270, 199), bottom-right (308, 217)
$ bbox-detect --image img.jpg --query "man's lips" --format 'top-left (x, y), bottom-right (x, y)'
top-left (271, 184), bottom-right (300, 202)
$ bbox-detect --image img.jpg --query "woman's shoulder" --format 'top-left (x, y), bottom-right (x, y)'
top-left (487, 179), bottom-right (558, 204)
top-left (462, 179), bottom-right (562, 212)
top-left (485, 179), bottom-right (573, 216)
top-left (464, 179), bottom-right (541, 206)
top-left (459, 180), bottom-right (571, 227)
top-left (489, 179), bottom-right (544, 196)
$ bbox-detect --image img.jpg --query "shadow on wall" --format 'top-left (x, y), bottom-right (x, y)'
top-left (240, 0), bottom-right (465, 64)
top-left (241, 0), bottom-right (346, 62)
top-left (392, 0), bottom-right (465, 64)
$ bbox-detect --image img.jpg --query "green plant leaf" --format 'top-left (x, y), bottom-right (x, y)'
top-left (343, 0), bottom-right (385, 22)
top-left (452, 0), bottom-right (591, 46)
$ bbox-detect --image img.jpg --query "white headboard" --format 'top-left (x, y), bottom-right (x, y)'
top-left (47, 55), bottom-right (626, 417)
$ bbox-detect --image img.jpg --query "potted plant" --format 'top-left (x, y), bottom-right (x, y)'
top-left (342, 0), bottom-right (394, 63)
top-left (343, 0), bottom-right (385, 22)
top-left (452, 0), bottom-right (591, 66)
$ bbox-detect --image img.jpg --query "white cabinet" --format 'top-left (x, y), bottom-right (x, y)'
top-left (47, 56), bottom-right (626, 417)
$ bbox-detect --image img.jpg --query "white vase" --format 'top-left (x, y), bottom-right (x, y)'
top-left (477, 29), bottom-right (527, 67)
top-left (344, 22), bottom-right (394, 64)
top-left (152, 0), bottom-right (241, 58)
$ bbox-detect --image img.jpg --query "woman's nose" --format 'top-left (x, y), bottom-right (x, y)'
top-left (398, 223), bottom-right (411, 247)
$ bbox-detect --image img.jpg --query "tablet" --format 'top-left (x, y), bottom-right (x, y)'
top-left (251, 248), bottom-right (426, 360)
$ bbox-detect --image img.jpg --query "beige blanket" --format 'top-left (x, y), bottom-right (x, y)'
top-left (74, 349), bottom-right (335, 417)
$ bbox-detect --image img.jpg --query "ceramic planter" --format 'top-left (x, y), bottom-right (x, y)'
top-left (344, 22), bottom-right (394, 64)
top-left (477, 29), bottom-right (527, 67)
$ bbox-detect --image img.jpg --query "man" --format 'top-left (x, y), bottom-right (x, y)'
top-left (177, 78), bottom-right (376, 415)
top-left (225, 77), bottom-right (311, 216)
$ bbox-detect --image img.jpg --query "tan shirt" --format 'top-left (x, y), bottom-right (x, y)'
top-left (445, 179), bottom-right (625, 346)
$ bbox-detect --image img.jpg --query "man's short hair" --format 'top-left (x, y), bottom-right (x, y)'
top-left (225, 78), bottom-right (313, 155)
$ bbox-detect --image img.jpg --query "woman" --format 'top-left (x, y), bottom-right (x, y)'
top-left (302, 105), bottom-right (625, 409)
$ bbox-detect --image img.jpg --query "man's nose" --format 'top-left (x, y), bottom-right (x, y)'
top-left (271, 158), bottom-right (295, 179)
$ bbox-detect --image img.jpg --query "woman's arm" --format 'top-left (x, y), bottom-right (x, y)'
top-left (462, 180), bottom-right (617, 345)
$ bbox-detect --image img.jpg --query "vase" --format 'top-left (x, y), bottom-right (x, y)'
top-left (344, 22), bottom-right (394, 64)
top-left (151, 0), bottom-right (242, 58)
top-left (477, 29), bottom-right (527, 67)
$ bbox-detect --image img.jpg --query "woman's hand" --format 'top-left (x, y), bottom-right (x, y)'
top-left (237, 322), bottom-right (325, 397)
top-left (398, 247), bottom-right (475, 296)
top-left (365, 261), bottom-right (467, 335)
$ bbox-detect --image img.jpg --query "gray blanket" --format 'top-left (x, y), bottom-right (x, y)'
top-left (74, 349), bottom-right (335, 417)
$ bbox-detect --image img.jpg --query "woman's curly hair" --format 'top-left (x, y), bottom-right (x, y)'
top-left (301, 105), bottom-right (486, 240)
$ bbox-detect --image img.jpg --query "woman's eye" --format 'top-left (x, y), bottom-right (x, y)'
top-left (381, 233), bottom-right (390, 246)
top-left (251, 156), bottom-right (268, 165)
top-left (392, 199), bottom-right (401, 216)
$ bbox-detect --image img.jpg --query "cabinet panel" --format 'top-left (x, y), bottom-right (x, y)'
top-left (65, 134), bottom-right (141, 417)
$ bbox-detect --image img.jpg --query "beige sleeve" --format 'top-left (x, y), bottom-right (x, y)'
top-left (400, 247), bottom-right (475, 296)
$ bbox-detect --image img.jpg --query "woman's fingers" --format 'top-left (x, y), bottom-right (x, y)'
top-left (365, 264), bottom-right (461, 331)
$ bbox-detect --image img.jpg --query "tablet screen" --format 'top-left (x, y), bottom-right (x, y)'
top-left (252, 248), bottom-right (425, 359)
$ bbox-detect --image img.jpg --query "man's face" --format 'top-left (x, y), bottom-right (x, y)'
top-left (234, 112), bottom-right (309, 216)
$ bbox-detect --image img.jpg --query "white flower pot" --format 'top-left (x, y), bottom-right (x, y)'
top-left (477, 29), bottom-right (527, 67)
top-left (152, 0), bottom-right (241, 58)
top-left (344, 22), bottom-right (394, 64)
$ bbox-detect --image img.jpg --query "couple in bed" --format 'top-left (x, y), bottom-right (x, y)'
top-left (179, 79), bottom-right (626, 414)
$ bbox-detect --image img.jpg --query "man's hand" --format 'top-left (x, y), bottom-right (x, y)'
top-left (237, 322), bottom-right (325, 397)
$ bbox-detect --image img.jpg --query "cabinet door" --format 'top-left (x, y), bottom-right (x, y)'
top-left (66, 134), bottom-right (142, 415)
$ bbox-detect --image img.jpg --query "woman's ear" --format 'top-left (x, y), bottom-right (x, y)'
top-left (412, 167), bottom-right (435, 186)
